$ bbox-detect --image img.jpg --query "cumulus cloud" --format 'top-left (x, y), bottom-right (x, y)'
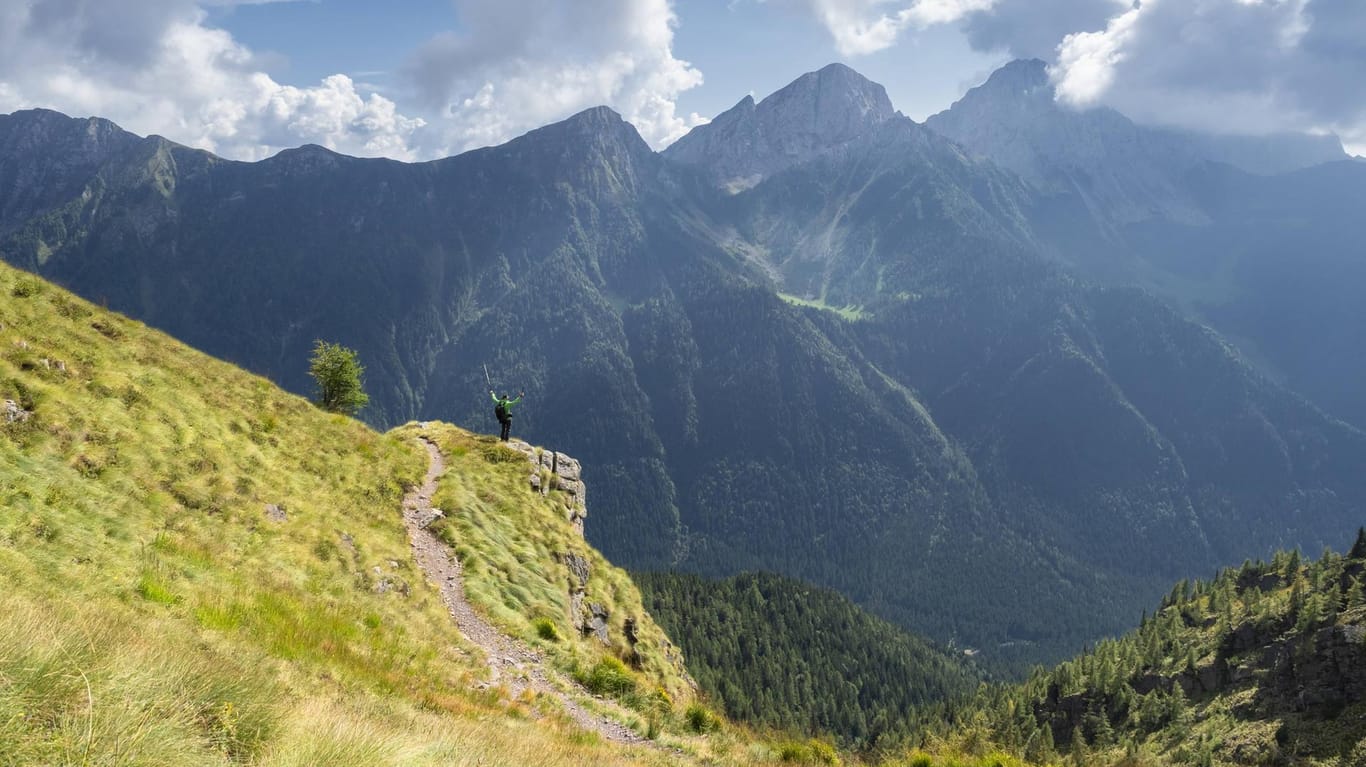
top-left (1048, 0), bottom-right (1366, 150)
top-left (803, 0), bottom-right (998, 55)
top-left (406, 0), bottom-right (705, 153)
top-left (960, 0), bottom-right (1129, 59)
top-left (0, 0), bottom-right (425, 160)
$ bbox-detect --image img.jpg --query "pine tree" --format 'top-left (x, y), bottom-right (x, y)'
top-left (1286, 548), bottom-right (1302, 579)
top-left (1351, 528), bottom-right (1366, 560)
top-left (1069, 728), bottom-right (1089, 767)
top-left (308, 340), bottom-right (370, 415)
top-left (1347, 577), bottom-right (1365, 610)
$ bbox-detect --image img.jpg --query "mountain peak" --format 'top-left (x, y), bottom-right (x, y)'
top-left (756, 62), bottom-right (896, 135)
top-left (521, 105), bottom-right (647, 149)
top-left (663, 63), bottom-right (898, 189)
top-left (984, 58), bottom-right (1050, 90)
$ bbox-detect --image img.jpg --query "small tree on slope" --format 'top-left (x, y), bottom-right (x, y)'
top-left (309, 340), bottom-right (370, 415)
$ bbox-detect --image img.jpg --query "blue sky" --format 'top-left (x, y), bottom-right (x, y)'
top-left (205, 0), bottom-right (1004, 126)
top-left (1, 0), bottom-right (1363, 160)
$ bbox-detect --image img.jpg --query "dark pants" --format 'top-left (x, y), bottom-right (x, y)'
top-left (499, 417), bottom-right (511, 441)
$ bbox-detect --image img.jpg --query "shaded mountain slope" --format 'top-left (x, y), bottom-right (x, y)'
top-left (926, 60), bottom-right (1366, 432)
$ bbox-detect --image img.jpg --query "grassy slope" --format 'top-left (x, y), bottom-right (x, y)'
top-left (0, 263), bottom-right (725, 766)
top-left (17, 257), bottom-right (1325, 767)
top-left (408, 423), bottom-right (695, 707)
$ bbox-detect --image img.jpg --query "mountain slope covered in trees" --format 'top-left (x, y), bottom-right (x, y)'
top-left (935, 532), bottom-right (1366, 766)
top-left (637, 571), bottom-right (981, 748)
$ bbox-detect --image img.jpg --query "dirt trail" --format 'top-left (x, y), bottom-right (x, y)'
top-left (401, 435), bottom-right (648, 745)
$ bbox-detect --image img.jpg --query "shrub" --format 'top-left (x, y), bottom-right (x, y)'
top-left (532, 617), bottom-right (559, 642)
top-left (685, 703), bottom-right (720, 733)
top-left (308, 340), bottom-right (369, 415)
top-left (576, 657), bottom-right (636, 698)
top-left (11, 276), bottom-right (44, 298)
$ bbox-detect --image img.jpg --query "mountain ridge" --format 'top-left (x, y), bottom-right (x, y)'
top-left (2, 66), bottom-right (1364, 671)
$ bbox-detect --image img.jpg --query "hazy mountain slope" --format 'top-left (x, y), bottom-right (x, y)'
top-left (925, 59), bottom-right (1346, 234)
top-left (926, 60), bottom-right (1366, 432)
top-left (925, 60), bottom-right (1211, 233)
top-left (1135, 159), bottom-right (1366, 429)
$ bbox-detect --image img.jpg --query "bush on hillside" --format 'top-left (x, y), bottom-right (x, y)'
top-left (308, 340), bottom-right (369, 415)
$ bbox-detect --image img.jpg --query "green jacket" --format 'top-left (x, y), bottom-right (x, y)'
top-left (491, 391), bottom-right (523, 416)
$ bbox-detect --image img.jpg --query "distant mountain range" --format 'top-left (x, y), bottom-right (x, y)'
top-left (927, 58), bottom-right (1366, 428)
top-left (2, 60), bottom-right (1363, 667)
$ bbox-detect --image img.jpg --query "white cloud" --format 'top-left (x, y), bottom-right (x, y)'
top-left (959, 0), bottom-right (1129, 59)
top-left (0, 0), bottom-right (426, 160)
top-left (1047, 0), bottom-right (1366, 144)
top-left (804, 0), bottom-right (997, 56)
top-left (1051, 3), bottom-right (1141, 107)
top-left (407, 0), bottom-right (706, 153)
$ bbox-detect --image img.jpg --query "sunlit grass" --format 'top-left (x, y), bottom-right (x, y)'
top-left (777, 293), bottom-right (867, 321)
top-left (0, 261), bottom-right (1031, 767)
top-left (409, 422), bottom-right (697, 711)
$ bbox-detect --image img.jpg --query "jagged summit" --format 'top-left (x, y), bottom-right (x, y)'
top-left (480, 104), bottom-right (657, 197)
top-left (928, 58), bottom-right (1347, 196)
top-left (760, 62), bottom-right (896, 130)
top-left (663, 62), bottom-right (900, 190)
top-left (980, 57), bottom-right (1050, 91)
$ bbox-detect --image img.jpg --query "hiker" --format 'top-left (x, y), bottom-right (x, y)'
top-left (491, 389), bottom-right (524, 442)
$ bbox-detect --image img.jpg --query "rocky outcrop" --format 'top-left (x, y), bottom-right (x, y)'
top-left (502, 440), bottom-right (628, 645)
top-left (504, 440), bottom-right (588, 535)
top-left (4, 399), bottom-right (31, 424)
top-left (1035, 605), bottom-right (1366, 748)
top-left (1262, 620), bottom-right (1366, 714)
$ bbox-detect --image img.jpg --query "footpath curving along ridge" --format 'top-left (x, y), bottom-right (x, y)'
top-left (399, 432), bottom-right (651, 746)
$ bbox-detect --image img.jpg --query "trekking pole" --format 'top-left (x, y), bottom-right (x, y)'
top-left (483, 364), bottom-right (492, 389)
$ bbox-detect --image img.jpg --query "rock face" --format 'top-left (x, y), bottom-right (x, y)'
top-left (3, 399), bottom-right (31, 424)
top-left (1035, 605), bottom-right (1366, 748)
top-left (664, 62), bottom-right (897, 191)
top-left (503, 441), bottom-right (614, 640)
top-left (925, 58), bottom-right (1347, 230)
top-left (505, 440), bottom-right (588, 535)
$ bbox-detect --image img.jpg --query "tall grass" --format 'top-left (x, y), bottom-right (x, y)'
top-left (411, 423), bottom-right (696, 710)
top-left (0, 262), bottom-right (978, 767)
top-left (0, 263), bottom-right (688, 765)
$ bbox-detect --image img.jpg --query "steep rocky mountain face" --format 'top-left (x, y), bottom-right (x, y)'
top-left (663, 62), bottom-right (899, 192)
top-left (925, 59), bottom-right (1211, 233)
top-left (926, 59), bottom-right (1366, 430)
top-left (2, 62), bottom-right (1364, 670)
top-left (925, 59), bottom-right (1347, 233)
